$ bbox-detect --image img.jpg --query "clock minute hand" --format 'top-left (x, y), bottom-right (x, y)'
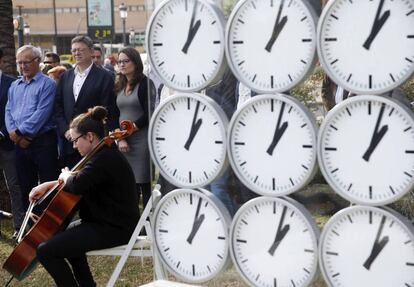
top-left (362, 104), bottom-right (388, 162)
top-left (363, 0), bottom-right (390, 50)
top-left (265, 0), bottom-right (288, 53)
top-left (267, 102), bottom-right (288, 156)
top-left (268, 206), bottom-right (290, 256)
top-left (186, 197), bottom-right (205, 244)
top-left (182, 0), bottom-right (201, 54)
top-left (363, 215), bottom-right (389, 270)
top-left (184, 101), bottom-right (203, 150)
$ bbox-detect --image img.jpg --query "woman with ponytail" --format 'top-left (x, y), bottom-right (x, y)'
top-left (29, 106), bottom-right (139, 287)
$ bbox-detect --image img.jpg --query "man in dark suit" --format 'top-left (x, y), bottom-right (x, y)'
top-left (55, 35), bottom-right (118, 168)
top-left (0, 47), bottom-right (23, 238)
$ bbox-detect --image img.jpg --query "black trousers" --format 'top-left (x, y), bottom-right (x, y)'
top-left (37, 222), bottom-right (130, 287)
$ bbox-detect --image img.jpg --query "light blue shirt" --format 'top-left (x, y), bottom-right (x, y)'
top-left (5, 71), bottom-right (56, 137)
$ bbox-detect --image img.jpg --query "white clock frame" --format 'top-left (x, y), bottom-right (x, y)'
top-left (227, 94), bottom-right (318, 196)
top-left (152, 188), bottom-right (232, 283)
top-left (318, 94), bottom-right (414, 206)
top-left (225, 0), bottom-right (318, 93)
top-left (319, 205), bottom-right (414, 287)
top-left (317, 0), bottom-right (414, 94)
top-left (146, 0), bottom-right (227, 92)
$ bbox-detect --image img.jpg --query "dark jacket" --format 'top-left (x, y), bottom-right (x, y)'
top-left (132, 75), bottom-right (156, 129)
top-left (64, 146), bottom-right (139, 232)
top-left (0, 73), bottom-right (16, 150)
top-left (55, 64), bottom-right (119, 154)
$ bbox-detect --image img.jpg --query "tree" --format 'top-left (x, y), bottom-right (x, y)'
top-left (0, 0), bottom-right (17, 76)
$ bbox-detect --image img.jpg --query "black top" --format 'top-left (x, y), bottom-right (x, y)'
top-left (64, 146), bottom-right (139, 232)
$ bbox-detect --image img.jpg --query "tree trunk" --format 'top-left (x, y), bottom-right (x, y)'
top-left (0, 0), bottom-right (17, 76)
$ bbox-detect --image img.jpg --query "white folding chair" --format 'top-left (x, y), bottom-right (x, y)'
top-left (87, 184), bottom-right (166, 287)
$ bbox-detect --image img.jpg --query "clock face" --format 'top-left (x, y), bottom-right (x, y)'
top-left (146, 0), bottom-right (226, 92)
top-left (318, 95), bottom-right (414, 205)
top-left (317, 0), bottom-right (414, 94)
top-left (319, 205), bottom-right (414, 287)
top-left (228, 94), bottom-right (318, 196)
top-left (149, 93), bottom-right (228, 188)
top-left (225, 0), bottom-right (318, 93)
top-left (230, 196), bottom-right (319, 287)
top-left (153, 188), bottom-right (231, 283)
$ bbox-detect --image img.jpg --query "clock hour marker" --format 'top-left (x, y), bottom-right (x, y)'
top-left (347, 215), bottom-right (353, 223)
top-left (174, 197), bottom-right (178, 204)
top-left (303, 268), bottom-right (310, 274)
top-left (368, 101), bottom-right (372, 115)
top-left (255, 205), bottom-right (260, 213)
top-left (242, 259), bottom-right (248, 263)
top-left (404, 171), bottom-right (413, 178)
top-left (204, 171), bottom-right (208, 179)
top-left (330, 124), bottom-right (338, 130)
top-left (187, 75), bottom-right (191, 87)
top-left (176, 261), bottom-right (181, 268)
top-left (270, 0), bottom-right (273, 7)
top-left (273, 202), bottom-right (276, 214)
top-left (240, 161), bottom-right (247, 167)
top-left (207, 265), bottom-right (211, 273)
top-left (192, 264), bottom-right (195, 276)
top-left (389, 185), bottom-right (395, 194)
top-left (214, 140), bottom-right (223, 144)
top-left (300, 16), bottom-right (307, 21)
top-left (252, 104), bottom-right (257, 113)
top-left (251, 1), bottom-right (256, 9)
top-left (162, 210), bottom-right (169, 216)
top-left (332, 273), bottom-right (340, 278)
top-left (325, 147), bottom-right (337, 151)
top-left (211, 20), bottom-right (216, 25)
top-left (348, 183), bottom-right (353, 191)
top-left (330, 14), bottom-right (339, 20)
top-left (388, 107), bottom-right (394, 116)
top-left (369, 185), bottom-right (372, 199)
top-left (160, 117), bottom-right (166, 123)
top-left (189, 193), bottom-right (193, 204)
top-left (254, 175), bottom-right (258, 183)
top-left (212, 60), bottom-right (218, 64)
top-left (214, 159), bottom-right (220, 164)
top-left (389, 220), bottom-right (394, 228)
top-left (300, 59), bottom-right (307, 64)
top-left (288, 106), bottom-right (292, 113)
top-left (255, 274), bottom-right (260, 281)
top-left (288, 0), bottom-right (293, 7)
top-left (213, 121), bottom-right (218, 125)
top-left (346, 107), bottom-right (352, 116)
top-left (302, 38), bottom-right (312, 42)
top-left (291, 280), bottom-right (296, 287)
top-left (202, 73), bottom-right (207, 81)
top-left (170, 74), bottom-right (175, 82)
top-left (159, 229), bottom-right (168, 233)
top-left (408, 35), bottom-right (414, 38)
top-left (347, 73), bottom-right (353, 82)
top-left (217, 254), bottom-right (223, 259)
top-left (288, 74), bottom-right (293, 82)
top-left (271, 99), bottom-right (274, 112)
top-left (389, 73), bottom-right (395, 82)
top-left (156, 137), bottom-right (165, 141)
top-left (332, 230), bottom-right (340, 236)
top-left (271, 76), bottom-right (274, 88)
top-left (237, 239), bottom-right (247, 243)
top-left (252, 74), bottom-right (257, 82)
top-left (407, 9), bottom-right (414, 16)
top-left (239, 120), bottom-right (246, 126)
top-left (274, 278), bottom-right (277, 287)
top-left (302, 145), bottom-right (312, 148)
top-left (173, 169), bottom-right (177, 176)
top-left (158, 61), bottom-right (165, 67)
top-left (238, 18), bottom-right (245, 24)
top-left (290, 210), bottom-right (295, 217)
top-left (406, 262), bottom-right (414, 266)
top-left (188, 171), bottom-right (192, 183)
top-left (405, 57), bottom-right (413, 63)
top-left (369, 211), bottom-right (373, 224)
top-left (326, 251), bottom-right (339, 256)
top-left (272, 178), bottom-right (275, 190)
top-left (218, 236), bottom-right (225, 240)
top-left (157, 23), bottom-right (163, 28)
top-left (233, 40), bottom-right (244, 44)
top-left (204, 201), bottom-right (208, 207)
top-left (304, 249), bottom-right (314, 253)
top-left (325, 37), bottom-right (337, 42)
top-left (405, 150), bottom-right (414, 154)
top-left (168, 6), bottom-right (173, 14)
top-left (301, 164), bottom-right (308, 170)
top-left (242, 219), bottom-right (248, 225)
top-left (300, 123), bottom-right (307, 128)
top-left (404, 126), bottom-right (412, 132)
top-left (290, 178), bottom-right (294, 186)
top-left (330, 59), bottom-right (339, 65)
top-left (164, 247), bottom-right (170, 252)
top-left (369, 75), bottom-right (372, 89)
top-left (238, 60), bottom-right (245, 66)
top-left (153, 43), bottom-right (163, 46)
top-left (405, 240), bottom-right (412, 244)
top-left (235, 142), bottom-right (245, 145)
top-left (161, 155), bottom-right (167, 160)
top-left (213, 40), bottom-right (220, 44)
top-left (171, 103), bottom-right (176, 110)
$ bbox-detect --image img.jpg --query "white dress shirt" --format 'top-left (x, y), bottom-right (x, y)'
top-left (73, 63), bottom-right (93, 102)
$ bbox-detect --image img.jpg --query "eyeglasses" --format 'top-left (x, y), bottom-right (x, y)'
top-left (43, 61), bottom-right (57, 65)
top-left (71, 134), bottom-right (84, 144)
top-left (16, 57), bottom-right (39, 66)
top-left (71, 48), bottom-right (88, 54)
top-left (117, 59), bottom-right (131, 65)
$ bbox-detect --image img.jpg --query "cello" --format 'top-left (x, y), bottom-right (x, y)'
top-left (2, 120), bottom-right (135, 280)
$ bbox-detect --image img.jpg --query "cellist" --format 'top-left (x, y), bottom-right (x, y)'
top-left (29, 106), bottom-right (139, 287)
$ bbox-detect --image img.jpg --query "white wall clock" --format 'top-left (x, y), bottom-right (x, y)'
top-left (225, 0), bottom-right (318, 93)
top-left (149, 93), bottom-right (228, 188)
top-left (153, 188), bottom-right (232, 283)
top-left (319, 205), bottom-right (414, 287)
top-left (230, 196), bottom-right (319, 287)
top-left (146, 0), bottom-right (226, 92)
top-left (317, 0), bottom-right (414, 94)
top-left (228, 94), bottom-right (318, 196)
top-left (318, 95), bottom-right (414, 205)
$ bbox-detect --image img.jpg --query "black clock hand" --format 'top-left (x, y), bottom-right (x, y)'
top-left (363, 0), bottom-right (390, 50)
top-left (186, 197), bottom-right (205, 244)
top-left (182, 0), bottom-right (201, 54)
top-left (363, 215), bottom-right (389, 270)
top-left (184, 100), bottom-right (203, 150)
top-left (362, 103), bottom-right (388, 162)
top-left (265, 0), bottom-right (288, 52)
top-left (267, 102), bottom-right (288, 156)
top-left (268, 206), bottom-right (290, 256)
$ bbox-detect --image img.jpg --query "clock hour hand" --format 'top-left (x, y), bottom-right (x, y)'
top-left (267, 102), bottom-right (288, 156)
top-left (184, 100), bottom-right (203, 150)
top-left (363, 215), bottom-right (389, 270)
top-left (265, 0), bottom-right (288, 53)
top-left (182, 0), bottom-right (201, 54)
top-left (268, 206), bottom-right (290, 256)
top-left (363, 0), bottom-right (390, 50)
top-left (362, 103), bottom-right (388, 162)
top-left (187, 197), bottom-right (205, 244)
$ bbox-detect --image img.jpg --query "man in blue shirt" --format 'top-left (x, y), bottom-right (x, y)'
top-left (5, 45), bottom-right (59, 215)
